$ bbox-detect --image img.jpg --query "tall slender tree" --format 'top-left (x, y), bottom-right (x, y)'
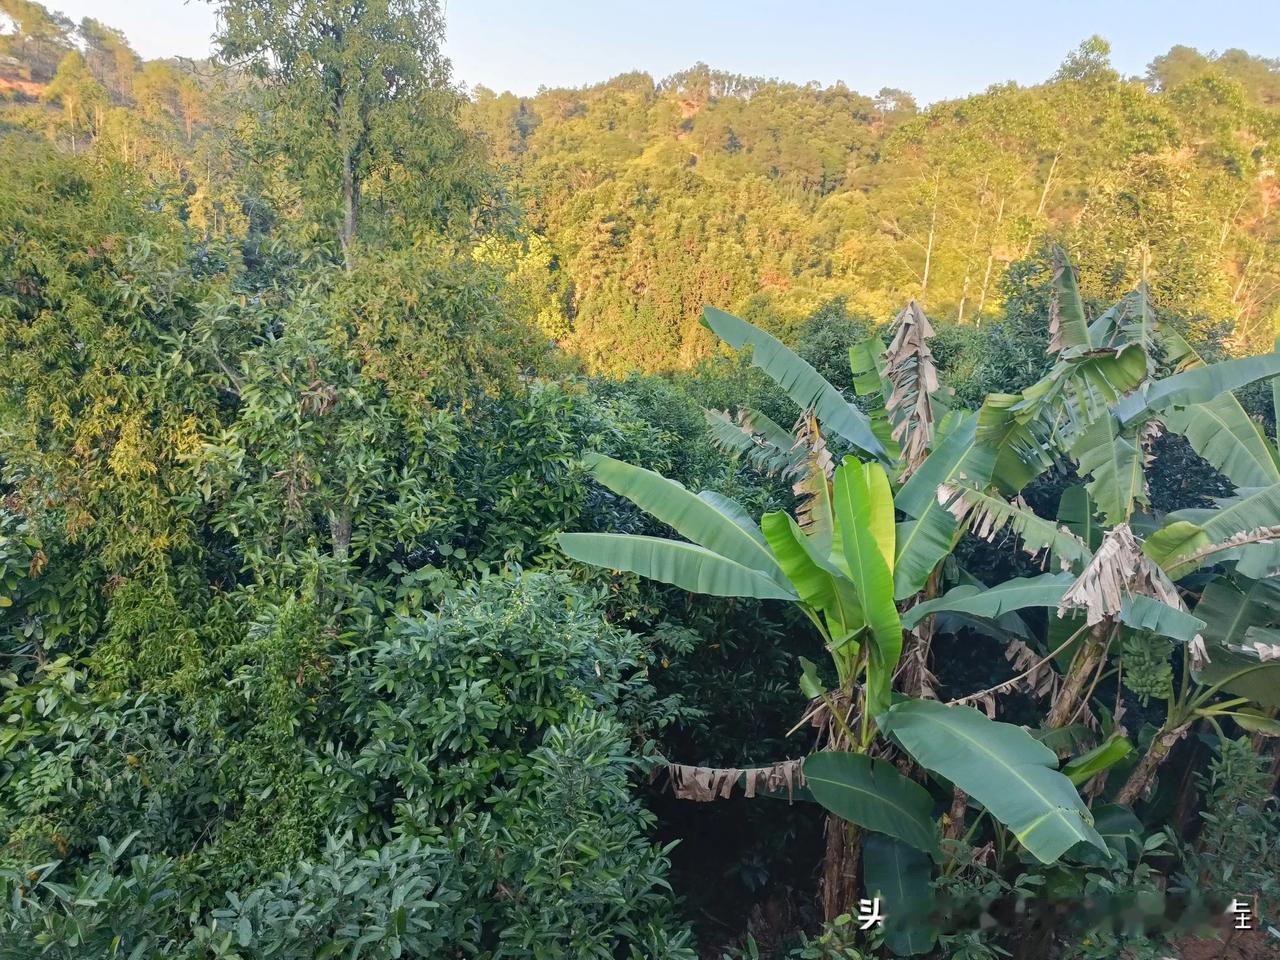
top-left (211, 0), bottom-right (488, 266)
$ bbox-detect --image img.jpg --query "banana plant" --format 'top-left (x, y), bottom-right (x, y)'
top-left (558, 453), bottom-right (1106, 926)
top-left (563, 275), bottom-right (1280, 942)
top-left (951, 247), bottom-right (1280, 527)
top-left (905, 494), bottom-right (1280, 804)
top-left (702, 302), bottom-right (1080, 605)
top-left (929, 249), bottom-right (1280, 741)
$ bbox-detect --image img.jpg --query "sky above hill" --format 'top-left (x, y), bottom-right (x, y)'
top-left (46, 0), bottom-right (1280, 105)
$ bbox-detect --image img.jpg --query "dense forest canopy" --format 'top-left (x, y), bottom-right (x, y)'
top-left (0, 2), bottom-right (1279, 959)
top-left (463, 41), bottom-right (1280, 372)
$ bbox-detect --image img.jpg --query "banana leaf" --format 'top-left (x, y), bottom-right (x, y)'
top-left (1070, 415), bottom-right (1148, 526)
top-left (1141, 520), bottom-right (1212, 579)
top-left (1193, 577), bottom-right (1280, 707)
top-left (702, 306), bottom-right (887, 461)
top-left (977, 394), bottom-right (1055, 495)
top-left (1162, 394), bottom-right (1280, 491)
top-left (1063, 734), bottom-right (1134, 787)
top-left (901, 573), bottom-right (1074, 630)
top-left (833, 459), bottom-right (902, 718)
top-left (804, 752), bottom-right (940, 859)
top-left (882, 700), bottom-right (1106, 863)
top-left (761, 512), bottom-right (862, 634)
top-left (863, 833), bottom-right (937, 956)
top-left (1115, 351), bottom-right (1280, 426)
top-left (893, 413), bottom-right (996, 599)
top-left (1050, 245), bottom-right (1091, 356)
top-left (849, 337), bottom-right (901, 458)
top-left (1116, 595), bottom-right (1205, 644)
top-left (584, 453), bottom-right (787, 585)
top-left (557, 533), bottom-right (799, 601)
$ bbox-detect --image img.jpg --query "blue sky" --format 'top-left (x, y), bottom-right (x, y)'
top-left (42, 1), bottom-right (1280, 105)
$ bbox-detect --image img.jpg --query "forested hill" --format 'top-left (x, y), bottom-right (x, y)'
top-left (464, 41), bottom-right (1280, 374)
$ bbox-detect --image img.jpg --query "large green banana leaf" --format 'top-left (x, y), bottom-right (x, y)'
top-left (1050, 245), bottom-right (1092, 356)
top-left (893, 413), bottom-right (997, 599)
top-left (584, 453), bottom-right (787, 585)
top-left (557, 533), bottom-right (799, 601)
top-left (1115, 351), bottom-right (1280, 426)
top-left (975, 394), bottom-right (1055, 496)
top-left (895, 415), bottom-right (993, 516)
top-left (1064, 347), bottom-right (1151, 423)
top-left (1197, 576), bottom-right (1280, 647)
top-left (1117, 595), bottom-right (1205, 644)
top-left (892, 515), bottom-right (954, 603)
top-left (1193, 577), bottom-right (1280, 707)
top-left (1056, 486), bottom-right (1101, 550)
top-left (702, 306), bottom-right (887, 462)
top-left (833, 458), bottom-right (902, 718)
top-left (1148, 483), bottom-right (1280, 578)
top-left (1202, 482), bottom-right (1280, 542)
top-left (761, 512), bottom-right (861, 635)
top-left (803, 752), bottom-right (940, 859)
top-left (849, 337), bottom-right (901, 457)
top-left (881, 700), bottom-right (1106, 863)
top-left (1088, 286), bottom-right (1157, 362)
top-left (698, 490), bottom-right (770, 549)
top-left (1195, 637), bottom-right (1280, 710)
top-left (1070, 415), bottom-right (1148, 526)
top-left (863, 833), bottom-right (937, 957)
top-left (1019, 346), bottom-right (1148, 430)
top-left (901, 573), bottom-right (1074, 630)
top-left (1142, 520), bottom-right (1212, 579)
top-left (1162, 394), bottom-right (1280, 491)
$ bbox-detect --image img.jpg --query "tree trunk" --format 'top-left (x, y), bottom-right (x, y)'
top-left (340, 148), bottom-right (359, 271)
top-left (1116, 724), bottom-right (1189, 806)
top-left (330, 508), bottom-right (352, 562)
top-left (956, 178), bottom-right (988, 325)
top-left (976, 194), bottom-right (1007, 322)
top-left (821, 814), bottom-right (861, 921)
top-left (1022, 153), bottom-right (1059, 256)
top-left (899, 567), bottom-right (942, 699)
top-left (956, 220), bottom-right (981, 324)
top-left (1046, 623), bottom-right (1108, 728)
top-left (920, 186), bottom-right (938, 304)
top-left (1035, 154), bottom-right (1058, 218)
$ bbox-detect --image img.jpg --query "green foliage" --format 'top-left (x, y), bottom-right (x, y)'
top-left (5, 6), bottom-right (1280, 958)
top-left (465, 50), bottom-right (1280, 371)
top-left (0, 837), bottom-right (185, 958)
top-left (1177, 737), bottom-right (1280, 917)
top-left (802, 753), bottom-right (940, 859)
top-left (213, 0), bottom-right (496, 259)
top-left (196, 835), bottom-right (469, 959)
top-left (881, 701), bottom-right (1105, 863)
